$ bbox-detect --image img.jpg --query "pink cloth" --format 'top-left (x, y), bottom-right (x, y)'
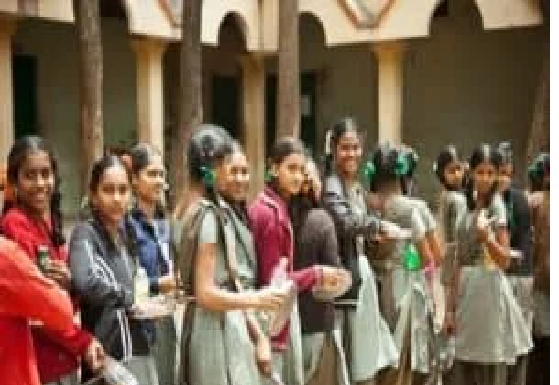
top-left (249, 188), bottom-right (320, 351)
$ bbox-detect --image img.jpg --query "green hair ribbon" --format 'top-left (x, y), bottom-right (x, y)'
top-left (363, 161), bottom-right (376, 182)
top-left (264, 169), bottom-right (274, 183)
top-left (395, 153), bottom-right (410, 176)
top-left (200, 166), bottom-right (215, 187)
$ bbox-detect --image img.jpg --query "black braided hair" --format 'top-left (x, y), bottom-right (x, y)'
top-left (368, 142), bottom-right (410, 193)
top-left (528, 152), bottom-right (550, 192)
top-left (401, 145), bottom-right (420, 196)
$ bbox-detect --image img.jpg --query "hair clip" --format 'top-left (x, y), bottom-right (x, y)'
top-left (364, 161), bottom-right (376, 181)
top-left (395, 153), bottom-right (410, 176)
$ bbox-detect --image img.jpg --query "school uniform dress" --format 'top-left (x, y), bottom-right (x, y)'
top-left (129, 209), bottom-right (177, 385)
top-left (323, 176), bottom-right (398, 385)
top-left (502, 188), bottom-right (534, 385)
top-left (179, 198), bottom-right (262, 385)
top-left (447, 195), bottom-right (532, 385)
top-left (370, 195), bottom-right (436, 385)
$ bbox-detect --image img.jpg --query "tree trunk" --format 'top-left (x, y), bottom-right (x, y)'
top-left (168, 0), bottom-right (204, 206)
top-left (276, 0), bottom-right (300, 139)
top-left (525, 5), bottom-right (549, 181)
top-left (73, 0), bottom-right (104, 195)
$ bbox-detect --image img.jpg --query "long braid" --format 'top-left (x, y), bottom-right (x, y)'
top-left (50, 162), bottom-right (65, 247)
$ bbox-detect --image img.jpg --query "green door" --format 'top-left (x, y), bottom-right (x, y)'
top-left (13, 54), bottom-right (39, 139)
top-left (265, 72), bottom-right (317, 157)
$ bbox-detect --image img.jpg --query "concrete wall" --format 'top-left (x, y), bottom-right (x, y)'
top-left (297, 14), bottom-right (379, 154)
top-left (298, 2), bottom-right (544, 203)
top-left (13, 17), bottom-right (137, 216)
top-left (403, 2), bottom-right (545, 202)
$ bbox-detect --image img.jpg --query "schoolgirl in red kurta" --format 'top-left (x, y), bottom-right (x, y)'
top-left (0, 136), bottom-right (102, 383)
top-left (249, 138), bottom-right (345, 381)
top-left (0, 237), bottom-right (75, 385)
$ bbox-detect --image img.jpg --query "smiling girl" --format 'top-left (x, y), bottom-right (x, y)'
top-left (444, 144), bottom-right (532, 385)
top-left (69, 155), bottom-right (158, 384)
top-left (321, 118), bottom-right (398, 385)
top-left (250, 137), bottom-right (343, 385)
top-left (0, 136), bottom-right (105, 385)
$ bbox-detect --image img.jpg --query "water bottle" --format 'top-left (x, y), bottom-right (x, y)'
top-left (403, 243), bottom-right (421, 271)
top-left (37, 245), bottom-right (51, 274)
top-left (135, 267), bottom-right (150, 304)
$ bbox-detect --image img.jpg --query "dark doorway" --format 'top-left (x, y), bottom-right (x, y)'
top-left (13, 54), bottom-right (39, 138)
top-left (211, 75), bottom-right (240, 140)
top-left (266, 72), bottom-right (317, 157)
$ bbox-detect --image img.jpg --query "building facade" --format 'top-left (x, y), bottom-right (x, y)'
top-left (0, 0), bottom-right (546, 215)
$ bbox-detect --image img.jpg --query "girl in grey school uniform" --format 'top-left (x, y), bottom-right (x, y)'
top-left (433, 144), bottom-right (468, 248)
top-left (322, 118), bottom-right (400, 385)
top-left (444, 144), bottom-right (532, 385)
top-left (495, 142), bottom-right (535, 385)
top-left (174, 125), bottom-right (284, 385)
top-left (365, 143), bottom-right (439, 385)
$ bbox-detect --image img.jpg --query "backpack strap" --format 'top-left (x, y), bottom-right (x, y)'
top-left (215, 204), bottom-right (244, 293)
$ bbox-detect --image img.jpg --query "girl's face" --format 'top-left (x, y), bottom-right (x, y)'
top-left (473, 161), bottom-right (497, 197)
top-left (497, 163), bottom-right (513, 193)
top-left (335, 130), bottom-right (362, 178)
top-left (91, 165), bottom-right (130, 227)
top-left (272, 152), bottom-right (305, 198)
top-left (132, 154), bottom-right (166, 205)
top-left (216, 152), bottom-right (250, 202)
top-left (301, 161), bottom-right (321, 201)
top-left (16, 150), bottom-right (55, 217)
top-left (443, 160), bottom-right (465, 190)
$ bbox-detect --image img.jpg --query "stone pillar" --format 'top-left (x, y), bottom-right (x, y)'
top-left (374, 41), bottom-right (405, 144)
top-left (276, 0), bottom-right (300, 139)
top-left (240, 53), bottom-right (266, 201)
top-left (132, 37), bottom-right (168, 154)
top-left (0, 17), bottom-right (16, 164)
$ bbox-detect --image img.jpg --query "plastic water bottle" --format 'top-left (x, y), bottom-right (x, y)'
top-left (135, 267), bottom-right (150, 304)
top-left (403, 243), bottom-right (421, 271)
top-left (36, 245), bottom-right (51, 274)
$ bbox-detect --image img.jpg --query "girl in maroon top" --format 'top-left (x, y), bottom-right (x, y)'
top-left (249, 137), bottom-right (344, 385)
top-left (0, 136), bottom-right (105, 385)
